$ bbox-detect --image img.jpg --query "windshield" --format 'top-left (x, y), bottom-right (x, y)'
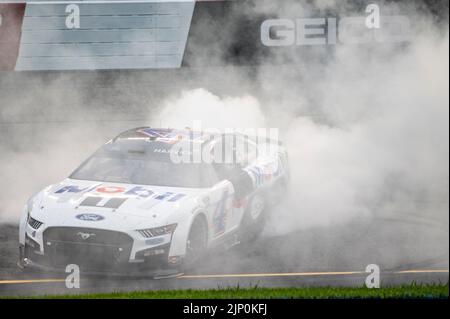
top-left (70, 139), bottom-right (219, 188)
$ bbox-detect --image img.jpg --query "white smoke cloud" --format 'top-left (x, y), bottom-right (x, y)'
top-left (269, 28), bottom-right (449, 233)
top-left (146, 20), bottom-right (449, 236)
top-left (152, 88), bottom-right (266, 129)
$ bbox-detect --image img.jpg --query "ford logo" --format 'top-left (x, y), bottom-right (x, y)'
top-left (76, 213), bottom-right (104, 221)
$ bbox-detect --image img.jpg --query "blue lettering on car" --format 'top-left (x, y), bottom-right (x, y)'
top-left (55, 185), bottom-right (89, 194)
top-left (124, 186), bottom-right (154, 198)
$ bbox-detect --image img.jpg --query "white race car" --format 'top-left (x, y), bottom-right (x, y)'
top-left (19, 127), bottom-right (289, 275)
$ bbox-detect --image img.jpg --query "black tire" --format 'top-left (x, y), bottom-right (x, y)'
top-left (268, 177), bottom-right (289, 205)
top-left (183, 215), bottom-right (208, 269)
top-left (239, 193), bottom-right (267, 243)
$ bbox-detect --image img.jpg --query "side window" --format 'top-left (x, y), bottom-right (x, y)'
top-left (208, 136), bottom-right (258, 168)
top-left (208, 137), bottom-right (234, 165)
top-left (204, 164), bottom-right (220, 187)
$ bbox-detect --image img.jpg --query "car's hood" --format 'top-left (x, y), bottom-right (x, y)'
top-left (32, 179), bottom-right (205, 230)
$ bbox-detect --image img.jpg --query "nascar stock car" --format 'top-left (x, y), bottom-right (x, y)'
top-left (19, 127), bottom-right (289, 275)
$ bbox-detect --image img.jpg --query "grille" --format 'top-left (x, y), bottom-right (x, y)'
top-left (43, 227), bottom-right (133, 270)
top-left (28, 217), bottom-right (43, 229)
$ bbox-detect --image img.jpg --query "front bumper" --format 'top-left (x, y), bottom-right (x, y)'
top-left (20, 226), bottom-right (182, 275)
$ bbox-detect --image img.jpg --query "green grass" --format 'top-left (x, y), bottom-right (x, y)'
top-left (7, 283), bottom-right (449, 299)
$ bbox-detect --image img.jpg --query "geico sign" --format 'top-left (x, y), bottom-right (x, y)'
top-left (261, 16), bottom-right (411, 46)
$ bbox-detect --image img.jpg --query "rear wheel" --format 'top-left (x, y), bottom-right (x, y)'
top-left (183, 216), bottom-right (208, 269)
top-left (239, 194), bottom-right (267, 243)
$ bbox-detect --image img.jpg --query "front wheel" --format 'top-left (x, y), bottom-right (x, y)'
top-left (183, 216), bottom-right (208, 269)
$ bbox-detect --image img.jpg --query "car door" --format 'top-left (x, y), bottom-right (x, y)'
top-left (205, 136), bottom-right (251, 235)
top-left (205, 179), bottom-right (234, 240)
top-left (220, 136), bottom-right (258, 233)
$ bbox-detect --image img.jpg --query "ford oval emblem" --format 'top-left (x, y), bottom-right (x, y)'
top-left (76, 213), bottom-right (104, 221)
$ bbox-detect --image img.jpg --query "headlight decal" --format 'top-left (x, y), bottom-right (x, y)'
top-left (28, 216), bottom-right (43, 230)
top-left (137, 223), bottom-right (177, 238)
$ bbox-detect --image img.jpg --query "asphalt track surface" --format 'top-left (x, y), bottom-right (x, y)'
top-left (0, 216), bottom-right (448, 297)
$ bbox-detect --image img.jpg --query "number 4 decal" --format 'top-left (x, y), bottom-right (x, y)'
top-left (212, 190), bottom-right (229, 236)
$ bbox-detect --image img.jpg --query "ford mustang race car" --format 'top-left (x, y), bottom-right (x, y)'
top-left (19, 127), bottom-right (289, 275)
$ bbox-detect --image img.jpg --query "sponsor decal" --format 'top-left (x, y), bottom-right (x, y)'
top-left (96, 186), bottom-right (125, 194)
top-left (245, 160), bottom-right (281, 187)
top-left (79, 196), bottom-right (128, 209)
top-left (139, 128), bottom-right (205, 145)
top-left (246, 166), bottom-right (270, 187)
top-left (125, 186), bottom-right (154, 198)
top-left (75, 213), bottom-right (104, 221)
top-left (55, 184), bottom-right (186, 202)
top-left (168, 193), bottom-right (186, 202)
top-left (260, 6), bottom-right (410, 47)
top-left (55, 185), bottom-right (91, 194)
